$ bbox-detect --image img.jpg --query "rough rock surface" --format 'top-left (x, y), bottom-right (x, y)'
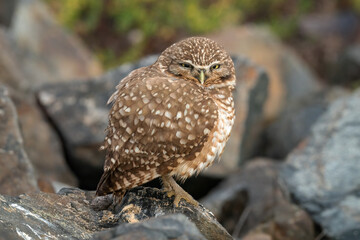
top-left (13, 93), bottom-right (77, 186)
top-left (9, 0), bottom-right (102, 89)
top-left (331, 44), bottom-right (360, 87)
top-left (281, 88), bottom-right (360, 239)
top-left (265, 87), bottom-right (348, 159)
top-left (0, 28), bottom-right (28, 91)
top-left (92, 214), bottom-right (206, 240)
top-left (201, 159), bottom-right (314, 239)
top-left (0, 86), bottom-right (38, 195)
top-left (0, 28), bottom-right (77, 186)
top-left (0, 187), bottom-right (230, 240)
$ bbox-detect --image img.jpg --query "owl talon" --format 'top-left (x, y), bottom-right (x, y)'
top-left (162, 176), bottom-right (199, 207)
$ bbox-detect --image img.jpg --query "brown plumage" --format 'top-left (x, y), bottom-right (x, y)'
top-left (96, 37), bottom-right (235, 206)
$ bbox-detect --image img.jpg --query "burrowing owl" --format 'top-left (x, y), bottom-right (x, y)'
top-left (96, 37), bottom-right (235, 206)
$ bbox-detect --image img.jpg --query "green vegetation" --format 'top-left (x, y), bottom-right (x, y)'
top-left (44, 0), bottom-right (357, 68)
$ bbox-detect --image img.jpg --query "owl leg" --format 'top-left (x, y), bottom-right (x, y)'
top-left (161, 175), bottom-right (198, 207)
top-left (113, 190), bottom-right (126, 204)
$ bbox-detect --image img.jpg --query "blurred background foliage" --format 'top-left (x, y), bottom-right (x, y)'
top-left (45, 0), bottom-right (360, 69)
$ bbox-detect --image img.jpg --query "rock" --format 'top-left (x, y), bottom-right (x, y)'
top-left (0, 86), bottom-right (38, 195)
top-left (12, 93), bottom-right (78, 186)
top-left (0, 28), bottom-right (29, 91)
top-left (242, 233), bottom-right (272, 240)
top-left (108, 187), bottom-right (231, 240)
top-left (299, 12), bottom-right (359, 42)
top-left (0, 28), bottom-right (77, 187)
top-left (280, 88), bottom-right (360, 239)
top-left (331, 44), bottom-right (360, 87)
top-left (92, 214), bottom-right (206, 240)
top-left (0, 187), bottom-right (230, 240)
top-left (0, 0), bottom-right (17, 27)
top-left (201, 159), bottom-right (314, 239)
top-left (265, 87), bottom-right (349, 159)
top-left (9, 0), bottom-right (102, 90)
top-left (297, 11), bottom-right (360, 80)
top-left (207, 25), bottom-right (321, 121)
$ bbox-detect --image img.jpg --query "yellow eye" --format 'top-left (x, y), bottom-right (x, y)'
top-left (211, 64), bottom-right (220, 70)
top-left (180, 63), bottom-right (192, 68)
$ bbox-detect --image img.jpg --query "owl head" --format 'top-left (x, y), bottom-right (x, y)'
top-left (157, 37), bottom-right (235, 88)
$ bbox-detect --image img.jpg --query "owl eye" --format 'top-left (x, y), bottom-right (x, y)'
top-left (180, 63), bottom-right (192, 69)
top-left (211, 64), bottom-right (221, 70)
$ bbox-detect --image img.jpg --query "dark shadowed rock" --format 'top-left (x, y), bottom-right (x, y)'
top-left (281, 88), bottom-right (360, 239)
top-left (0, 187), bottom-right (230, 240)
top-left (331, 44), bottom-right (360, 87)
top-left (9, 0), bottom-right (102, 89)
top-left (0, 86), bottom-right (38, 195)
top-left (201, 159), bottom-right (314, 239)
top-left (12, 93), bottom-right (78, 186)
top-left (92, 214), bottom-right (206, 240)
top-left (0, 0), bottom-right (17, 27)
top-left (265, 87), bottom-right (348, 159)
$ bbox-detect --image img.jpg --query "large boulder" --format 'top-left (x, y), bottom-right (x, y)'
top-left (265, 87), bottom-right (349, 159)
top-left (201, 159), bottom-right (314, 239)
top-left (331, 44), bottom-right (360, 87)
top-left (0, 28), bottom-right (77, 187)
top-left (281, 88), bottom-right (360, 239)
top-left (9, 0), bottom-right (103, 90)
top-left (0, 187), bottom-right (231, 240)
top-left (0, 86), bottom-right (38, 195)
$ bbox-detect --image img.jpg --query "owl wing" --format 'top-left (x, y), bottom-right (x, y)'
top-left (96, 76), bottom-right (218, 195)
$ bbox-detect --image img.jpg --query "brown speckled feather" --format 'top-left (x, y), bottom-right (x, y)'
top-left (96, 37), bottom-right (235, 196)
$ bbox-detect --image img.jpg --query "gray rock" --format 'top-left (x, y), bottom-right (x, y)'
top-left (12, 93), bottom-right (78, 187)
top-left (331, 44), bottom-right (360, 87)
top-left (201, 159), bottom-right (314, 239)
top-left (265, 87), bottom-right (349, 159)
top-left (0, 86), bottom-right (38, 195)
top-left (0, 0), bottom-right (17, 27)
top-left (9, 0), bottom-right (102, 89)
top-left (0, 187), bottom-right (229, 240)
top-left (0, 28), bottom-right (77, 187)
top-left (92, 214), bottom-right (206, 240)
top-left (281, 88), bottom-right (360, 239)
top-left (0, 28), bottom-right (29, 91)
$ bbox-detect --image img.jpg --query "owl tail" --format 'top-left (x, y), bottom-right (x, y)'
top-left (95, 171), bottom-right (112, 196)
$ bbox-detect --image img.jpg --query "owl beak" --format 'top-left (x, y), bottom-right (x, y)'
top-left (198, 70), bottom-right (206, 84)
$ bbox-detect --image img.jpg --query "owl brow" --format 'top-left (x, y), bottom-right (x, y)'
top-left (189, 61), bottom-right (221, 69)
